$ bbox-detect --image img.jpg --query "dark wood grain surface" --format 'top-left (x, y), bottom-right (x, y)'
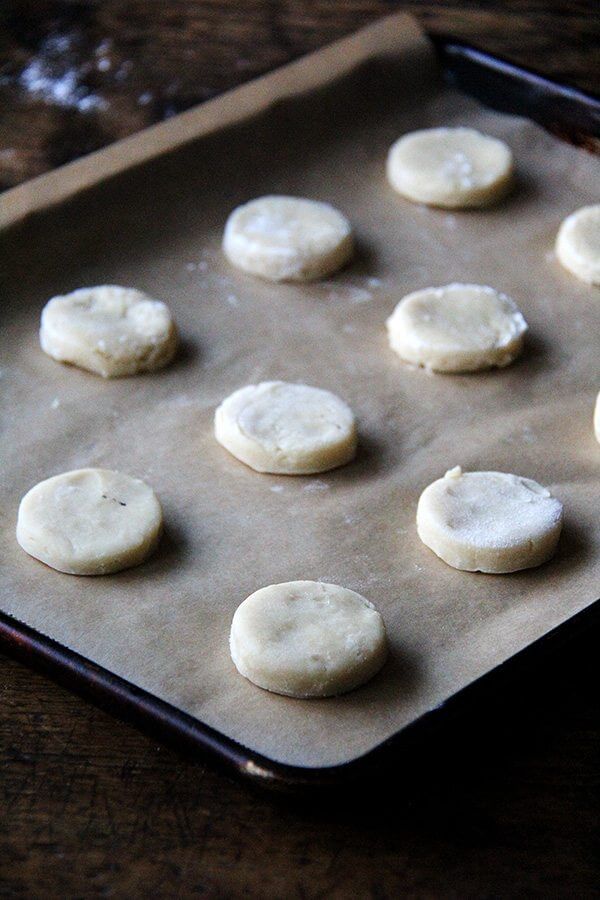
top-left (1, 3), bottom-right (599, 897)
top-left (1, 1), bottom-right (599, 190)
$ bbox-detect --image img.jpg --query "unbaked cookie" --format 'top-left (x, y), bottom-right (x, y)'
top-left (16, 468), bottom-right (163, 575)
top-left (222, 195), bottom-right (353, 281)
top-left (40, 285), bottom-right (178, 377)
top-left (386, 127), bottom-right (513, 209)
top-left (386, 283), bottom-right (527, 372)
top-left (416, 467), bottom-right (563, 573)
top-left (555, 204), bottom-right (600, 285)
top-left (230, 581), bottom-right (387, 698)
top-left (215, 381), bottom-right (357, 474)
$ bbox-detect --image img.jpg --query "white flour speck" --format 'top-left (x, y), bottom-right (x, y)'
top-left (226, 294), bottom-right (239, 307)
top-left (348, 287), bottom-right (372, 304)
top-left (94, 38), bottom-right (112, 72)
top-left (164, 394), bottom-right (195, 409)
top-left (20, 59), bottom-right (106, 111)
top-left (138, 91), bottom-right (153, 106)
top-left (186, 262), bottom-right (197, 271)
top-left (46, 34), bottom-right (72, 54)
top-left (115, 60), bottom-right (132, 82)
top-left (51, 398), bottom-right (60, 409)
top-left (197, 260), bottom-right (209, 273)
top-left (342, 323), bottom-right (355, 333)
top-left (442, 151), bottom-right (474, 188)
top-left (269, 484), bottom-right (284, 493)
top-left (367, 277), bottom-right (382, 289)
top-left (303, 480), bottom-right (330, 493)
top-left (18, 34), bottom-right (108, 113)
top-left (327, 285), bottom-right (372, 304)
top-left (78, 94), bottom-right (104, 112)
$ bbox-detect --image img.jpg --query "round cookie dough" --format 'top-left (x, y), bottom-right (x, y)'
top-left (386, 127), bottom-right (514, 209)
top-left (40, 285), bottom-right (178, 377)
top-left (230, 581), bottom-right (388, 698)
top-left (215, 381), bottom-right (357, 475)
top-left (416, 467), bottom-right (563, 574)
top-left (594, 391), bottom-right (600, 444)
top-left (16, 468), bottom-right (163, 575)
top-left (555, 204), bottom-right (600, 285)
top-left (386, 283), bottom-right (527, 373)
top-left (222, 195), bottom-right (354, 282)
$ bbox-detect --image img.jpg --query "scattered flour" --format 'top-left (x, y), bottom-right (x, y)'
top-left (348, 287), bottom-right (372, 304)
top-left (95, 40), bottom-right (113, 72)
top-left (115, 60), bottom-right (133, 82)
top-left (186, 259), bottom-right (209, 274)
top-left (327, 285), bottom-right (372, 305)
top-left (162, 394), bottom-right (195, 409)
top-left (18, 34), bottom-right (107, 112)
top-left (303, 480), bottom-right (330, 493)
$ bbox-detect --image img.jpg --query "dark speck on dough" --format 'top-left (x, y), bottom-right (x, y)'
top-left (101, 493), bottom-right (126, 506)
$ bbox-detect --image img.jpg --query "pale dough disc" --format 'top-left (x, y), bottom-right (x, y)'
top-left (555, 204), bottom-right (600, 285)
top-left (230, 581), bottom-right (388, 698)
top-left (222, 195), bottom-right (354, 281)
top-left (16, 468), bottom-right (163, 575)
top-left (386, 127), bottom-right (514, 209)
top-left (214, 381), bottom-right (357, 475)
top-left (40, 285), bottom-right (178, 377)
top-left (386, 283), bottom-right (528, 373)
top-left (594, 391), bottom-right (600, 444)
top-left (416, 467), bottom-right (563, 574)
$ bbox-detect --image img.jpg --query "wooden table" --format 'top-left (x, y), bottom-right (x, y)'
top-left (1, 3), bottom-right (598, 896)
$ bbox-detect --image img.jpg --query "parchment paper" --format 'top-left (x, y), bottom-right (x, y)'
top-left (1, 14), bottom-right (598, 769)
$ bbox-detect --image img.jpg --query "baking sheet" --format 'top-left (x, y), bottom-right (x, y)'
top-left (1, 14), bottom-right (599, 770)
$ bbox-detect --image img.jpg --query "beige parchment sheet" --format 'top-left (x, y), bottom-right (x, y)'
top-left (1, 15), bottom-right (599, 769)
